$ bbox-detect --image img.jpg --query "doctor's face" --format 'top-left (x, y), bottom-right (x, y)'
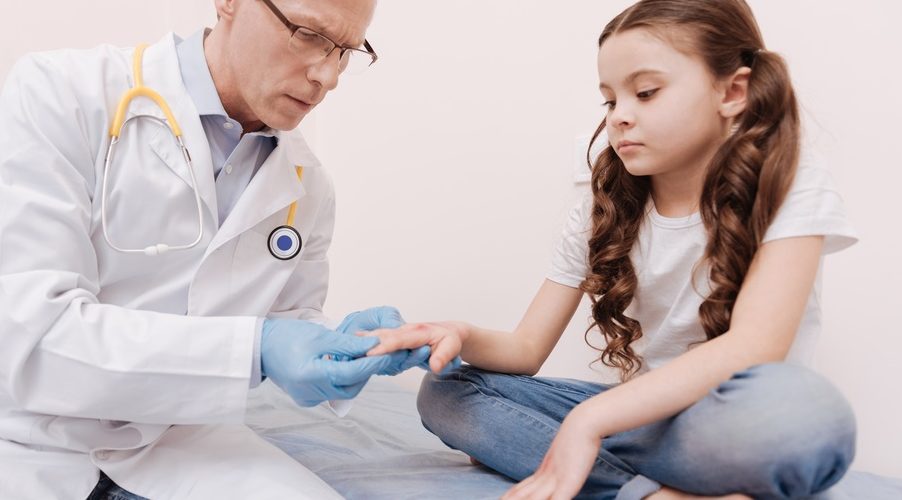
top-left (222, 0), bottom-right (376, 131)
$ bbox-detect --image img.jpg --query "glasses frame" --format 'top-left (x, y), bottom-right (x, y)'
top-left (259, 0), bottom-right (378, 70)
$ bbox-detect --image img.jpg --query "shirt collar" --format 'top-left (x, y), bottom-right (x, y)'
top-left (176, 29), bottom-right (277, 139)
top-left (176, 29), bottom-right (231, 118)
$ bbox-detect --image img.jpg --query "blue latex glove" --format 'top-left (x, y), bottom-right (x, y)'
top-left (370, 345), bottom-right (462, 376)
top-left (261, 318), bottom-right (396, 407)
top-left (334, 306), bottom-right (405, 362)
top-left (438, 355), bottom-right (463, 375)
top-left (336, 306), bottom-right (405, 335)
top-left (336, 307), bottom-right (460, 375)
top-left (377, 345), bottom-right (433, 376)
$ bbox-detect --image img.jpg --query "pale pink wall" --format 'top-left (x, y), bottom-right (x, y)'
top-left (2, 0), bottom-right (899, 477)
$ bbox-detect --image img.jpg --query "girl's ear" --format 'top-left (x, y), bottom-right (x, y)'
top-left (719, 66), bottom-right (751, 119)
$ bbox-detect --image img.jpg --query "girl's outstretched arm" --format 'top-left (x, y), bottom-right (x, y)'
top-left (506, 235), bottom-right (825, 499)
top-left (367, 279), bottom-right (583, 375)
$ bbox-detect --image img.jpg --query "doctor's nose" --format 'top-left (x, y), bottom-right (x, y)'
top-left (307, 51), bottom-right (342, 93)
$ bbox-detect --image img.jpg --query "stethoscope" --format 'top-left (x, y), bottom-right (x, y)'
top-left (102, 43), bottom-right (304, 261)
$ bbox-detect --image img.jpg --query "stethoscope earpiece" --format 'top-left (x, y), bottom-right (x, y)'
top-left (268, 225), bottom-right (303, 261)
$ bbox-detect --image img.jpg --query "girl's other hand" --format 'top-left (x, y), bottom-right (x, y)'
top-left (502, 405), bottom-right (600, 500)
top-left (363, 321), bottom-right (469, 374)
top-left (503, 402), bottom-right (754, 500)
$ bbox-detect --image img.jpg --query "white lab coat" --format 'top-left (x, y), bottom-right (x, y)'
top-left (0, 34), bottom-right (343, 499)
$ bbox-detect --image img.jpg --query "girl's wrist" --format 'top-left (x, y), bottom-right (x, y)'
top-left (446, 320), bottom-right (473, 343)
top-left (568, 398), bottom-right (612, 440)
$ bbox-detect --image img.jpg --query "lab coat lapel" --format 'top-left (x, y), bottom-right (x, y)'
top-left (129, 34), bottom-right (219, 222)
top-left (202, 129), bottom-right (316, 258)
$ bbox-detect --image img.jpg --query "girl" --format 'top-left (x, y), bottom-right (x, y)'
top-left (367, 0), bottom-right (857, 498)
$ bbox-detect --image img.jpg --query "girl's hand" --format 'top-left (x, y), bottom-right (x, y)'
top-left (502, 405), bottom-right (601, 500)
top-left (363, 321), bottom-right (469, 374)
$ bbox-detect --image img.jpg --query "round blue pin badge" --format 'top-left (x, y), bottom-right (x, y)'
top-left (268, 225), bottom-right (302, 260)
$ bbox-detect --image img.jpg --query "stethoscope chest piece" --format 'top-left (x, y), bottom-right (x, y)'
top-left (268, 225), bottom-right (303, 260)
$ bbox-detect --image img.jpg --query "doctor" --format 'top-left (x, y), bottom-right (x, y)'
top-left (0, 0), bottom-right (426, 498)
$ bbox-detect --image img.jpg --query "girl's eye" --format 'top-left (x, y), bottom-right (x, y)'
top-left (637, 89), bottom-right (659, 99)
top-left (603, 100), bottom-right (616, 110)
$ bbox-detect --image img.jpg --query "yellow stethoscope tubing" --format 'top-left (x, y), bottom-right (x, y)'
top-left (287, 167), bottom-right (304, 226)
top-left (102, 44), bottom-right (305, 258)
top-left (109, 45), bottom-right (183, 138)
top-left (101, 44), bottom-right (204, 256)
top-left (267, 166), bottom-right (305, 260)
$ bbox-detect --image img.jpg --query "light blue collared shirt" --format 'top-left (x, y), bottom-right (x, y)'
top-left (175, 29), bottom-right (278, 227)
top-left (175, 29), bottom-right (271, 387)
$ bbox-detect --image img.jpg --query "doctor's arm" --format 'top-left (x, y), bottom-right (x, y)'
top-left (0, 54), bottom-right (384, 425)
top-left (505, 235), bottom-right (825, 499)
top-left (0, 54), bottom-right (266, 424)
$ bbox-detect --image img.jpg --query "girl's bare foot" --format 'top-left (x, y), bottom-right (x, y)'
top-left (646, 486), bottom-right (751, 499)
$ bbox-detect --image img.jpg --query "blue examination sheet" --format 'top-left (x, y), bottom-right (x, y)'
top-left (245, 378), bottom-right (902, 499)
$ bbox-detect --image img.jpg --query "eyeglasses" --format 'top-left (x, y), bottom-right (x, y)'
top-left (259, 0), bottom-right (378, 74)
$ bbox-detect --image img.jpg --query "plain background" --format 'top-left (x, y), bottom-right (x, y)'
top-left (2, 0), bottom-right (899, 478)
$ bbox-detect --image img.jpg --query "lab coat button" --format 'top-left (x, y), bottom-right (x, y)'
top-left (95, 450), bottom-right (110, 460)
top-left (225, 164), bottom-right (233, 175)
top-left (222, 121), bottom-right (235, 130)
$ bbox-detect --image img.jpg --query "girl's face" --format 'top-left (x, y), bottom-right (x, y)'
top-left (597, 28), bottom-right (732, 180)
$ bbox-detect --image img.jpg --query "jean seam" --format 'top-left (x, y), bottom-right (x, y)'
top-left (502, 374), bottom-right (605, 398)
top-left (464, 378), bottom-right (635, 483)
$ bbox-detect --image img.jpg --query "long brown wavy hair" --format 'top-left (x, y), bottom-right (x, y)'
top-left (580, 0), bottom-right (800, 380)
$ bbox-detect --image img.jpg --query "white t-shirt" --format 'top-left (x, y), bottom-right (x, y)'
top-left (548, 146), bottom-right (857, 373)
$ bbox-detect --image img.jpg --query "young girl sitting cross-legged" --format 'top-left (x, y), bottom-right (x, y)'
top-left (367, 0), bottom-right (858, 498)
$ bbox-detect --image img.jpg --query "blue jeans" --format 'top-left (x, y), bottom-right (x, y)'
top-left (417, 363), bottom-right (855, 500)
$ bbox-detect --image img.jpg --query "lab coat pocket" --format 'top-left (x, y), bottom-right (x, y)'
top-left (229, 215), bottom-right (306, 315)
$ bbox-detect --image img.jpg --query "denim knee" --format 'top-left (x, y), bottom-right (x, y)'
top-left (417, 371), bottom-right (451, 433)
top-left (417, 367), bottom-right (481, 439)
top-left (684, 363), bottom-right (856, 497)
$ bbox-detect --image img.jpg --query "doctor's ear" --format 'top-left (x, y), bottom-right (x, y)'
top-left (214, 0), bottom-right (238, 22)
top-left (718, 66), bottom-right (751, 119)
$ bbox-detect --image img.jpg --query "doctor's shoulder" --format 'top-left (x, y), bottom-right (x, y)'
top-left (1, 44), bottom-right (135, 170)
top-left (4, 43), bottom-right (133, 100)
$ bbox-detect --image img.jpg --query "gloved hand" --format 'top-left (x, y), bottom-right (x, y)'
top-left (336, 307), bottom-right (457, 375)
top-left (387, 346), bottom-right (462, 376)
top-left (261, 318), bottom-right (396, 407)
top-left (437, 355), bottom-right (463, 375)
top-left (336, 306), bottom-right (405, 335)
top-left (377, 345), bottom-right (433, 376)
top-left (364, 322), bottom-right (466, 375)
top-left (333, 306), bottom-right (405, 362)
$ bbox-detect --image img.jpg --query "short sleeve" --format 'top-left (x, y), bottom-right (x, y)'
top-left (762, 148), bottom-right (858, 254)
top-left (548, 192), bottom-right (593, 288)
